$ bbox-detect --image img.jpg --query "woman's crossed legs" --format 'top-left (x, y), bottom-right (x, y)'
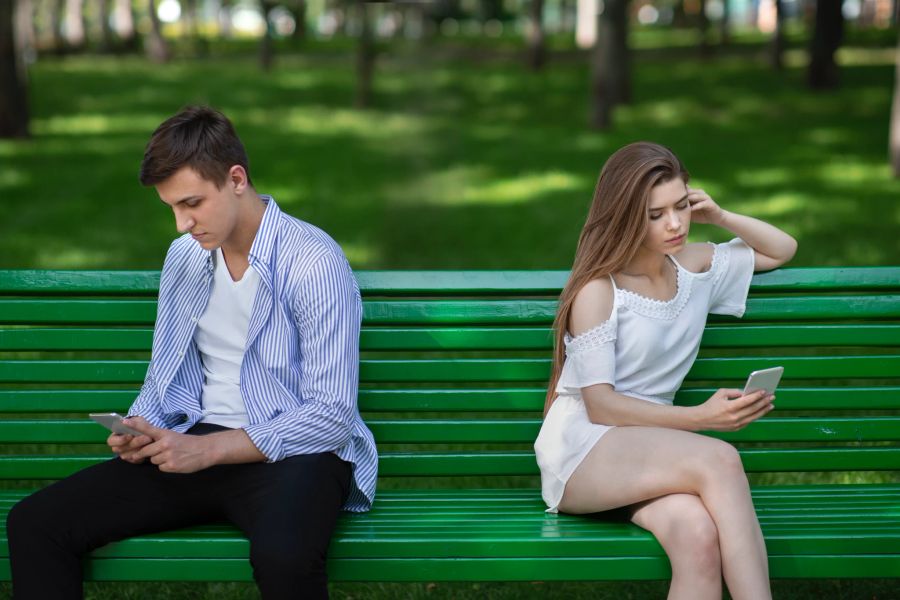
top-left (559, 426), bottom-right (770, 600)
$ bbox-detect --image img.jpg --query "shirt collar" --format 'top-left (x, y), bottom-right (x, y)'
top-left (248, 195), bottom-right (281, 268)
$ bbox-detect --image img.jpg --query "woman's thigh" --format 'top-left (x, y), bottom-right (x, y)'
top-left (559, 425), bottom-right (743, 514)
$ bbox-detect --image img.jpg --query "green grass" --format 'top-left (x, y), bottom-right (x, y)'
top-left (1, 33), bottom-right (898, 270)
top-left (1, 32), bottom-right (898, 599)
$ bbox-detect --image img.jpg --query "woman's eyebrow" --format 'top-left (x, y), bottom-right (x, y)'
top-left (649, 193), bottom-right (690, 211)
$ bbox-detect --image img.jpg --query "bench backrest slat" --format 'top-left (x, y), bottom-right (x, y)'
top-left (1, 268), bottom-right (898, 482)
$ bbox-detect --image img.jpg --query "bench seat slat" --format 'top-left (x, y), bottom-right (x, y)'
top-left (1, 449), bottom-right (897, 479)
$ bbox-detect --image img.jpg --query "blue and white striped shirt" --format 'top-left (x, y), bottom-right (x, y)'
top-left (129, 196), bottom-right (377, 512)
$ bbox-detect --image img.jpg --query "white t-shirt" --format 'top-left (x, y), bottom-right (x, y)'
top-left (194, 248), bottom-right (260, 429)
top-left (534, 238), bottom-right (756, 512)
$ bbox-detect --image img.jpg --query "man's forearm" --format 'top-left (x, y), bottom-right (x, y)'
top-left (207, 429), bottom-right (267, 465)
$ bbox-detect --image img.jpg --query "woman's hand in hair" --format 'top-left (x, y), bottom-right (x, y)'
top-left (686, 188), bottom-right (725, 225)
top-left (691, 388), bottom-right (775, 432)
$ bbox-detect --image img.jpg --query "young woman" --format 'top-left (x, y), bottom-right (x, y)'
top-left (534, 142), bottom-right (797, 600)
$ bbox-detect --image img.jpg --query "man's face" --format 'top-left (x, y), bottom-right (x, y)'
top-left (155, 166), bottom-right (241, 251)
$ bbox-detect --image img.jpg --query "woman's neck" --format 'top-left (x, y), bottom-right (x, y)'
top-left (620, 248), bottom-right (670, 280)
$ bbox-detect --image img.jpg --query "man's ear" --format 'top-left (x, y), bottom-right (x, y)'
top-left (228, 165), bottom-right (249, 194)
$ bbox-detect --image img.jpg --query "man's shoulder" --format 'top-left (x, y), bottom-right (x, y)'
top-left (273, 212), bottom-right (348, 272)
top-left (162, 234), bottom-right (206, 270)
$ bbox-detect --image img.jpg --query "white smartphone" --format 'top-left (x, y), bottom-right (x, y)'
top-left (89, 412), bottom-right (143, 437)
top-left (742, 366), bottom-right (784, 397)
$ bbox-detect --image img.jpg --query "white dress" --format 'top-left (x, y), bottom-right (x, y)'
top-left (534, 238), bottom-right (756, 512)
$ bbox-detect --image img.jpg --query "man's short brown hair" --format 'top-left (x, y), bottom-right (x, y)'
top-left (139, 106), bottom-right (252, 188)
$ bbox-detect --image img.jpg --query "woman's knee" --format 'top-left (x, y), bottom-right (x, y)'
top-left (694, 439), bottom-right (747, 486)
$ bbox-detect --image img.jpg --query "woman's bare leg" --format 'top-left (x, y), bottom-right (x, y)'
top-left (631, 494), bottom-right (722, 600)
top-left (559, 426), bottom-right (770, 600)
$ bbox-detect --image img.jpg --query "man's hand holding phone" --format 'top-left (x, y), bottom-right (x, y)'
top-left (108, 421), bottom-right (155, 464)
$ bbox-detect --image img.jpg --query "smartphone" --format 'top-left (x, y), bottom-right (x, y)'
top-left (742, 366), bottom-right (784, 397)
top-left (89, 412), bottom-right (143, 437)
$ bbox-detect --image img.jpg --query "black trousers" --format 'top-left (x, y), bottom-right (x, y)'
top-left (6, 424), bottom-right (352, 600)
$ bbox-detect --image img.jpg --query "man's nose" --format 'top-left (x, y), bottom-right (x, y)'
top-left (175, 213), bottom-right (195, 234)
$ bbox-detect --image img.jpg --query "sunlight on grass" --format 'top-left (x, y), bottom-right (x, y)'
top-left (276, 108), bottom-right (429, 140)
top-left (735, 192), bottom-right (807, 218)
top-left (34, 113), bottom-right (163, 136)
top-left (405, 168), bottom-right (585, 207)
top-left (735, 168), bottom-right (794, 187)
top-left (35, 247), bottom-right (114, 268)
top-left (816, 160), bottom-right (892, 185)
top-left (341, 242), bottom-right (380, 267)
top-left (0, 168), bottom-right (30, 190)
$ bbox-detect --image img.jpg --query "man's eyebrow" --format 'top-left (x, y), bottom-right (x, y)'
top-left (649, 193), bottom-right (690, 211)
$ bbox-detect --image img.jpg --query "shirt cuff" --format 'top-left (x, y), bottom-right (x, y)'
top-left (243, 421), bottom-right (286, 462)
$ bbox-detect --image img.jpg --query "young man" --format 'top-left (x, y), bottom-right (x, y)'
top-left (6, 106), bottom-right (378, 599)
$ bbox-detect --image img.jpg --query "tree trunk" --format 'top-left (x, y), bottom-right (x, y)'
top-left (292, 0), bottom-right (307, 40)
top-left (590, 0), bottom-right (629, 129)
top-left (527, 0), bottom-right (545, 70)
top-left (16, 0), bottom-right (34, 59)
top-left (698, 0), bottom-right (710, 56)
top-left (51, 0), bottom-right (66, 52)
top-left (355, 0), bottom-right (375, 108)
top-left (183, 0), bottom-right (207, 56)
top-left (770, 0), bottom-right (785, 70)
top-left (890, 30), bottom-right (900, 177)
top-left (719, 0), bottom-right (730, 45)
top-left (356, 0), bottom-right (375, 108)
top-left (113, 0), bottom-right (137, 50)
top-left (97, 0), bottom-right (114, 52)
top-left (808, 0), bottom-right (844, 89)
top-left (64, 0), bottom-right (86, 49)
top-left (259, 0), bottom-right (276, 71)
top-left (145, 0), bottom-right (170, 62)
top-left (0, 0), bottom-right (30, 138)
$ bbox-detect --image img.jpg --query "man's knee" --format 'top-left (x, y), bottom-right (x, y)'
top-left (7, 492), bottom-right (54, 546)
top-left (250, 535), bottom-right (327, 583)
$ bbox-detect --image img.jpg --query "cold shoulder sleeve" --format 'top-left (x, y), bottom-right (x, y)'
top-left (709, 237), bottom-right (755, 317)
top-left (556, 316), bottom-right (617, 395)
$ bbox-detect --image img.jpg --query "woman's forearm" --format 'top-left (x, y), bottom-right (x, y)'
top-left (717, 210), bottom-right (797, 266)
top-left (583, 386), bottom-right (700, 431)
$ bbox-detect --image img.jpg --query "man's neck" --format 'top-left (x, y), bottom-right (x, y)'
top-left (220, 192), bottom-right (266, 281)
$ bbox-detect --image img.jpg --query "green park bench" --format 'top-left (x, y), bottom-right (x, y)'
top-left (0, 267), bottom-right (898, 582)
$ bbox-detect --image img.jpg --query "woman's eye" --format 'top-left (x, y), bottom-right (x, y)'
top-left (649, 214), bottom-right (662, 221)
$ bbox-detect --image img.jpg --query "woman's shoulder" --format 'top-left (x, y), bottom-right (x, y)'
top-left (674, 242), bottom-right (715, 274)
top-left (570, 277), bottom-right (615, 336)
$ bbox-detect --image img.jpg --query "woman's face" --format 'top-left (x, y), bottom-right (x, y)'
top-left (642, 177), bottom-right (691, 255)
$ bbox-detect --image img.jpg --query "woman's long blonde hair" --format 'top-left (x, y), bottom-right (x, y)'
top-left (544, 142), bottom-right (689, 415)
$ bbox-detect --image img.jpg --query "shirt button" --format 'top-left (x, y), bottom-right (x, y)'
top-left (191, 316), bottom-right (199, 323)
top-left (177, 351), bottom-right (184, 358)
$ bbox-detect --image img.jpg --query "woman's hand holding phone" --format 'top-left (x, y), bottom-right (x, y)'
top-left (693, 387), bottom-right (774, 432)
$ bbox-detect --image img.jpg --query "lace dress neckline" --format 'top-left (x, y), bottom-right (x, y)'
top-left (612, 258), bottom-right (693, 320)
